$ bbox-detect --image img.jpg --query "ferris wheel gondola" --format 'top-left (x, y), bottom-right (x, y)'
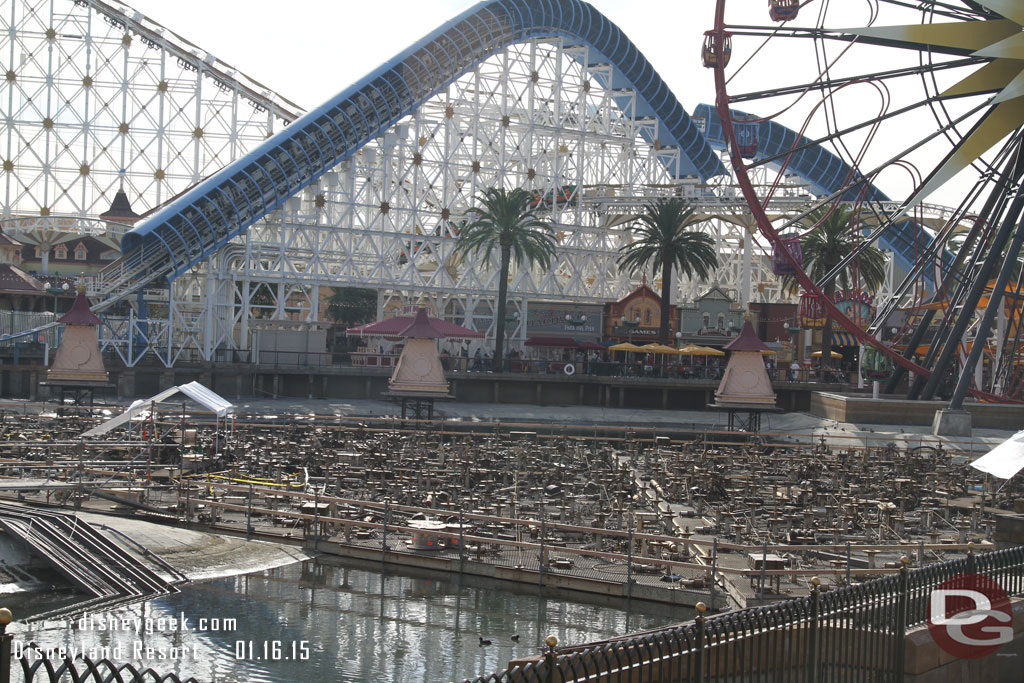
top-left (708, 0), bottom-right (1024, 404)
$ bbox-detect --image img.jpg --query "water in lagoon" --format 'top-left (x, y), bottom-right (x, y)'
top-left (10, 559), bottom-right (691, 682)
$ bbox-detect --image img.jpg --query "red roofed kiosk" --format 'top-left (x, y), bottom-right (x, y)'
top-left (43, 281), bottom-right (112, 406)
top-left (347, 308), bottom-right (483, 420)
top-left (709, 315), bottom-right (778, 432)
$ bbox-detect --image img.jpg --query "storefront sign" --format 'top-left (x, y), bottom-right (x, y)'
top-left (526, 305), bottom-right (602, 339)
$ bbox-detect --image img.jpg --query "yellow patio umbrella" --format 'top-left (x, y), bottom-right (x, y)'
top-left (608, 342), bottom-right (643, 352)
top-left (811, 350), bottom-right (843, 358)
top-left (677, 344), bottom-right (704, 355)
top-left (761, 349), bottom-right (777, 355)
top-left (640, 343), bottom-right (681, 355)
top-left (696, 346), bottom-right (725, 357)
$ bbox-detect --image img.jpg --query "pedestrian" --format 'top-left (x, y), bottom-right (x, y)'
top-left (789, 360), bottom-right (800, 381)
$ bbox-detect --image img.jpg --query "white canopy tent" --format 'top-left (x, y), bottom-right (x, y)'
top-left (82, 381), bottom-right (233, 438)
top-left (970, 429), bottom-right (1024, 480)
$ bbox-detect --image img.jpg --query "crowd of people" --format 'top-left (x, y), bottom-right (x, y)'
top-left (429, 345), bottom-right (856, 383)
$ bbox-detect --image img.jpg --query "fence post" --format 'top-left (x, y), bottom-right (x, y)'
top-left (0, 607), bottom-right (12, 683)
top-left (626, 527), bottom-right (633, 601)
top-left (895, 556), bottom-right (909, 682)
top-left (382, 500), bottom-right (390, 568)
top-left (313, 486), bottom-right (320, 551)
top-left (807, 577), bottom-right (821, 682)
top-left (709, 538), bottom-right (718, 609)
top-left (694, 602), bottom-right (707, 683)
top-left (846, 541), bottom-right (852, 587)
top-left (760, 539), bottom-right (768, 603)
top-left (247, 482), bottom-right (253, 540)
top-left (458, 508), bottom-right (465, 573)
top-left (544, 634), bottom-right (559, 683)
top-left (539, 515), bottom-right (547, 591)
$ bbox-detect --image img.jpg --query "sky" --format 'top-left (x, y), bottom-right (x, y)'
top-left (123, 0), bottom-right (721, 115)
top-left (116, 0), bottom-right (994, 210)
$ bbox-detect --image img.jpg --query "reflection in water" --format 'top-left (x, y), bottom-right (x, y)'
top-left (12, 559), bottom-right (687, 682)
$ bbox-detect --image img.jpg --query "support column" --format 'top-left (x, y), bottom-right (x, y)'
top-left (740, 226), bottom-right (753, 308)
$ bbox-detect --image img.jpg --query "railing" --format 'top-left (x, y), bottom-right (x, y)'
top-left (464, 544), bottom-right (1024, 683)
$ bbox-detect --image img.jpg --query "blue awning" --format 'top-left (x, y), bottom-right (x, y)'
top-left (831, 331), bottom-right (858, 347)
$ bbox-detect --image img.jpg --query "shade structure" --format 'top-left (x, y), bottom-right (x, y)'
top-left (82, 381), bottom-right (232, 437)
top-left (608, 342), bottom-right (643, 352)
top-left (696, 346), bottom-right (726, 357)
top-left (831, 331), bottom-right (858, 347)
top-left (677, 344), bottom-right (704, 355)
top-left (970, 430), bottom-right (1024, 480)
top-left (812, 350), bottom-right (843, 358)
top-left (640, 343), bottom-right (681, 355)
top-left (347, 308), bottom-right (483, 339)
top-left (575, 340), bottom-right (606, 351)
top-left (760, 349), bottom-right (777, 355)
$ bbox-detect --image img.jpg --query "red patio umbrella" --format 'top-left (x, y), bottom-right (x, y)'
top-left (346, 308), bottom-right (484, 339)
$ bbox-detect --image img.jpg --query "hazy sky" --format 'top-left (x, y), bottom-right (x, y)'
top-left (123, 0), bottom-right (720, 113)
top-left (117, 0), bottom-right (986, 209)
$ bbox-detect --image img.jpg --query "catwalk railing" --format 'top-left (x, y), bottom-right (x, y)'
top-left (463, 544), bottom-right (1024, 683)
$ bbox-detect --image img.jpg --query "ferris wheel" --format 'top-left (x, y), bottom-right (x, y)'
top-left (707, 0), bottom-right (1024, 403)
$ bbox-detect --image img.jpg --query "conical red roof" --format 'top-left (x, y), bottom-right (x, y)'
top-left (58, 290), bottom-right (102, 325)
top-left (723, 320), bottom-right (770, 352)
top-left (347, 308), bottom-right (484, 339)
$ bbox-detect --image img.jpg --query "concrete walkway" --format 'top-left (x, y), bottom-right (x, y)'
top-left (224, 397), bottom-right (1010, 454)
top-left (1, 394), bottom-right (1010, 452)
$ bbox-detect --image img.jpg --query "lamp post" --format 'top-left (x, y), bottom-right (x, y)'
top-left (565, 312), bottom-right (587, 328)
top-left (620, 314), bottom-right (640, 345)
top-left (0, 606), bottom-right (11, 683)
top-left (785, 322), bottom-right (802, 381)
top-left (47, 281), bottom-right (69, 315)
top-left (619, 314), bottom-right (641, 376)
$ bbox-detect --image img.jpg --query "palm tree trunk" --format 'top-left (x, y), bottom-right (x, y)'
top-left (659, 253), bottom-right (673, 345)
top-left (820, 281), bottom-right (837, 372)
top-left (493, 245), bottom-right (511, 371)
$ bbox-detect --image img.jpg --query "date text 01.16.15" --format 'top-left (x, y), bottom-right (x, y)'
top-left (234, 640), bottom-right (310, 661)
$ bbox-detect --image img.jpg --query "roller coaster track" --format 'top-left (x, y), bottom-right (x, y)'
top-left (88, 0), bottom-right (724, 310)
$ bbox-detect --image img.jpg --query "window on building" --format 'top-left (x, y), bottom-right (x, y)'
top-left (74, 244), bottom-right (88, 261)
top-left (645, 309), bottom-right (652, 325)
top-left (702, 313), bottom-right (710, 328)
top-left (34, 246), bottom-right (43, 259)
top-left (54, 245), bottom-right (67, 260)
top-left (717, 313), bottom-right (725, 329)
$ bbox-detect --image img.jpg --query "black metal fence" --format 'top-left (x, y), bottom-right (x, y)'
top-left (12, 648), bottom-right (199, 683)
top-left (0, 617), bottom-right (198, 683)
top-left (465, 544), bottom-right (1024, 683)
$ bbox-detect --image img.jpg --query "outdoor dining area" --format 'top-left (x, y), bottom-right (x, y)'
top-left (442, 337), bottom-right (771, 379)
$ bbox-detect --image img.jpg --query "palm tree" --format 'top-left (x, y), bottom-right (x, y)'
top-left (617, 198), bottom-right (718, 344)
top-left (791, 204), bottom-right (887, 367)
top-left (454, 187), bottom-right (557, 370)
